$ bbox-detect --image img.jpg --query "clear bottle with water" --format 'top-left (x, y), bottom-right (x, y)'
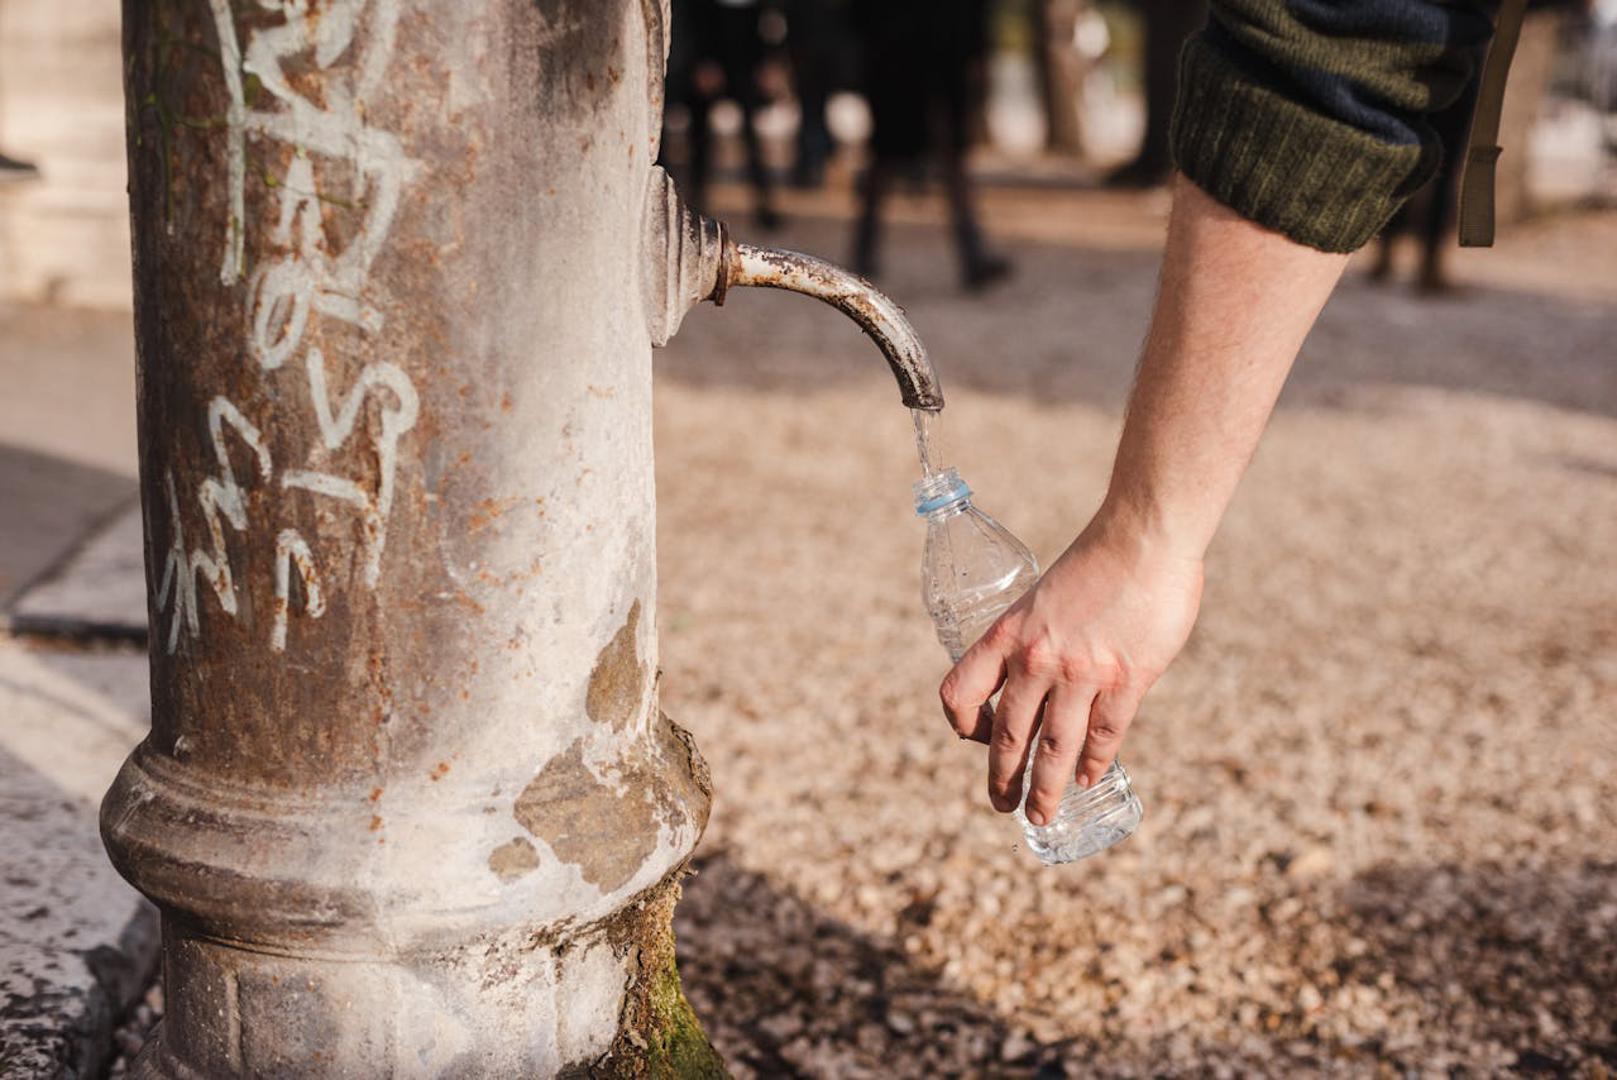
top-left (916, 467), bottom-right (1143, 864)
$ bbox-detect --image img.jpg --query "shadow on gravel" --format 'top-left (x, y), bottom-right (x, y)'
top-left (675, 850), bottom-right (1064, 1078)
top-left (658, 218), bottom-right (1617, 420)
top-left (676, 851), bottom-right (1617, 1075)
top-left (1324, 859), bottom-right (1617, 1071)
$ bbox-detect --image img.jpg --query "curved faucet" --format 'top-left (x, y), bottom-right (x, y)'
top-left (644, 168), bottom-right (943, 411)
top-left (723, 243), bottom-right (941, 411)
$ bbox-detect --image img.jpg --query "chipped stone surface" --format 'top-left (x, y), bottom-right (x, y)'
top-left (654, 711), bottom-right (713, 838)
top-left (488, 837), bottom-right (541, 883)
top-left (587, 600), bottom-right (647, 731)
top-left (514, 740), bottom-right (663, 894)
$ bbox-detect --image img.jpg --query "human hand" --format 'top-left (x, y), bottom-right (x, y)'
top-left (939, 507), bottom-right (1204, 826)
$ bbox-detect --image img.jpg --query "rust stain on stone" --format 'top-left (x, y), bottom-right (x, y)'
top-left (587, 601), bottom-right (645, 731)
top-left (512, 740), bottom-right (659, 893)
top-left (430, 761), bottom-right (451, 781)
top-left (488, 838), bottom-right (540, 883)
top-left (467, 496), bottom-right (521, 535)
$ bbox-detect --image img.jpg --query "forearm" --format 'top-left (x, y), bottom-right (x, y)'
top-left (940, 5), bottom-right (1503, 825)
top-left (1098, 175), bottom-right (1348, 559)
top-left (940, 181), bottom-right (1349, 821)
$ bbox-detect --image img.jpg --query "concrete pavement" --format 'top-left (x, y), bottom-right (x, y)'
top-left (0, 300), bottom-right (150, 1074)
top-left (0, 641), bottom-right (153, 1079)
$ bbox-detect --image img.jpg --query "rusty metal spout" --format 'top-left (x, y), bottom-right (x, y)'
top-left (644, 170), bottom-right (941, 410)
top-left (725, 243), bottom-right (943, 411)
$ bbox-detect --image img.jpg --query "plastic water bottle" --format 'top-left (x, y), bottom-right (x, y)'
top-left (916, 467), bottom-right (1143, 863)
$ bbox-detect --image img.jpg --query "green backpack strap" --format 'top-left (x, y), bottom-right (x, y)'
top-left (1458, 0), bottom-right (1530, 248)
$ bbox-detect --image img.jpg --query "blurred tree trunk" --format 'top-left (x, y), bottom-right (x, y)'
top-left (1496, 9), bottom-right (1568, 224)
top-left (1125, 0), bottom-right (1207, 181)
top-left (1033, 0), bottom-right (1088, 155)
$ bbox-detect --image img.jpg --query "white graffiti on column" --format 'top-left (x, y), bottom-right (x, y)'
top-left (272, 529), bottom-right (326, 653)
top-left (282, 346), bottom-right (420, 587)
top-left (152, 400), bottom-right (274, 654)
top-left (155, 0), bottom-right (420, 654)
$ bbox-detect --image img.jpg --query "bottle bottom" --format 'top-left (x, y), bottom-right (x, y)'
top-left (1014, 759), bottom-right (1143, 865)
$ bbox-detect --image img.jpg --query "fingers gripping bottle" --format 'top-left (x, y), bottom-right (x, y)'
top-left (916, 468), bottom-right (1143, 864)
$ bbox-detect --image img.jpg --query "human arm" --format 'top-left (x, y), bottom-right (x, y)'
top-left (939, 0), bottom-right (1505, 827)
top-left (939, 175), bottom-right (1350, 825)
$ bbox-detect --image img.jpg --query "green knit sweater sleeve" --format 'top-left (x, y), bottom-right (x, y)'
top-left (1171, 1), bottom-right (1497, 253)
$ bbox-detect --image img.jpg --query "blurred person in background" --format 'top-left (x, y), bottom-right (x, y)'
top-left (784, 0), bottom-right (850, 188)
top-left (1370, 80), bottom-right (1483, 293)
top-left (940, 0), bottom-right (1507, 829)
top-left (1373, 0), bottom-right (1581, 294)
top-left (1031, 0), bottom-right (1094, 156)
top-left (668, 0), bottom-right (783, 229)
top-left (851, 0), bottom-right (1013, 292)
top-left (1107, 0), bottom-right (1209, 188)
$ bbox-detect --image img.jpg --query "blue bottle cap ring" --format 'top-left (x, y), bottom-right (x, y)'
top-left (915, 477), bottom-right (971, 515)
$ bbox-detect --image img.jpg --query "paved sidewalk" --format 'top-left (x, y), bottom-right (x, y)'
top-left (0, 302), bottom-right (138, 621)
top-left (10, 506), bottom-right (147, 641)
top-left (0, 640), bottom-right (153, 1078)
top-left (0, 297), bottom-right (153, 1075)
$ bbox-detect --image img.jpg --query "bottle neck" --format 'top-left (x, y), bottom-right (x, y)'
top-left (914, 468), bottom-right (972, 518)
top-left (919, 497), bottom-right (972, 521)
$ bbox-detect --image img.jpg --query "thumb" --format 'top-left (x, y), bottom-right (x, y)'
top-left (939, 629), bottom-right (1009, 742)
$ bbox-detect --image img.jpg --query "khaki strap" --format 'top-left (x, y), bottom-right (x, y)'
top-left (1458, 0), bottom-right (1529, 247)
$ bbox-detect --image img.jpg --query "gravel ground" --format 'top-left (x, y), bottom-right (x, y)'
top-left (106, 983), bottom-right (162, 1077)
top-left (655, 196), bottom-right (1617, 1077)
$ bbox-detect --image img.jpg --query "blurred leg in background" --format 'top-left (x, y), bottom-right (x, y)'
top-left (664, 0), bottom-right (707, 208)
top-left (852, 1), bottom-right (928, 282)
top-left (1370, 63), bottom-right (1485, 294)
top-left (785, 0), bottom-right (840, 188)
top-left (1032, 0), bottom-right (1089, 157)
top-left (1493, 2), bottom-right (1578, 224)
top-left (854, 0), bottom-right (1011, 292)
top-left (666, 0), bottom-right (781, 228)
top-left (715, 0), bottom-right (782, 229)
top-left (1107, 0), bottom-right (1208, 188)
top-left (684, 73), bottom-right (718, 215)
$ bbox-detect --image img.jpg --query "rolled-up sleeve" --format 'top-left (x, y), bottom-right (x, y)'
top-left (1171, 0), bottom-right (1497, 252)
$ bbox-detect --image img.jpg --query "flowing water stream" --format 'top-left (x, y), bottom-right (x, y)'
top-left (911, 408), bottom-right (943, 478)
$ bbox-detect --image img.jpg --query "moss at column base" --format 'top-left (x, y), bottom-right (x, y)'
top-left (641, 934), bottom-right (727, 1079)
top-left (580, 875), bottom-right (726, 1079)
